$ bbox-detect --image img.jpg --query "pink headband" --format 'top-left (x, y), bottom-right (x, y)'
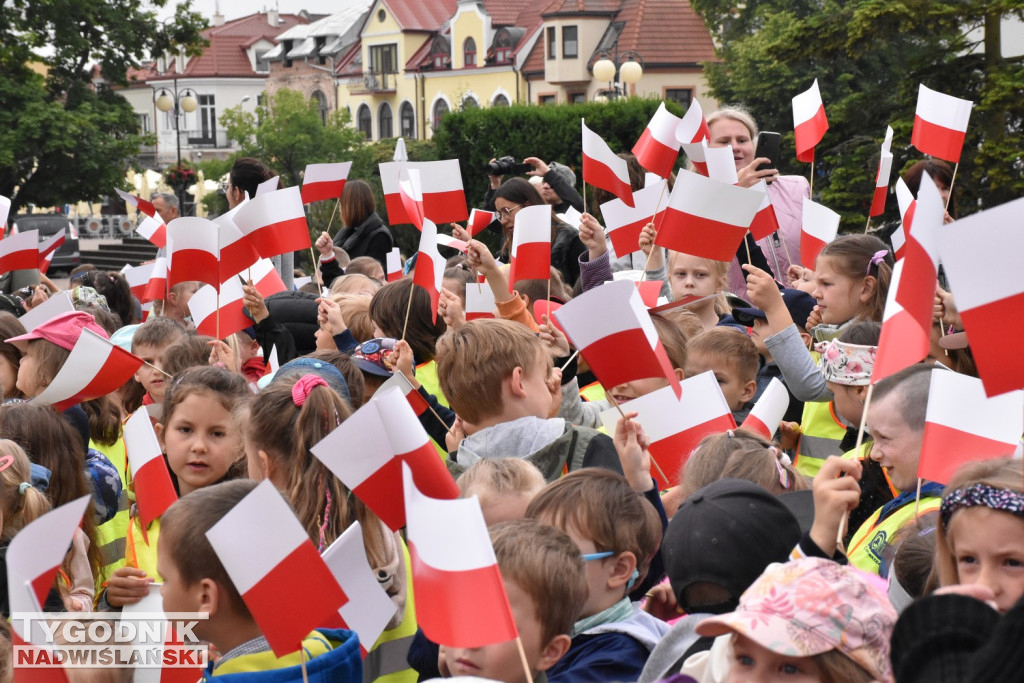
top-left (866, 249), bottom-right (888, 275)
top-left (816, 339), bottom-right (877, 386)
top-left (292, 374), bottom-right (328, 407)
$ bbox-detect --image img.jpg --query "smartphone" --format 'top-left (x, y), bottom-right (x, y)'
top-left (754, 132), bottom-right (781, 175)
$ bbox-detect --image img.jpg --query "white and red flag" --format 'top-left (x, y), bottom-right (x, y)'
top-left (301, 162), bottom-right (352, 205)
top-left (748, 181), bottom-right (781, 241)
top-left (508, 205), bottom-right (551, 292)
top-left (936, 195), bottom-right (1024, 396)
top-left (403, 463), bottom-right (518, 648)
top-left (554, 279), bottom-right (681, 398)
top-left (135, 214), bottom-right (168, 249)
top-left (413, 219), bottom-right (445, 323)
top-left (375, 370), bottom-right (430, 417)
top-left (675, 99), bottom-right (710, 145)
top-left (18, 291), bottom-right (74, 333)
top-left (703, 143), bottom-right (739, 184)
top-left (166, 217), bottom-right (221, 289)
top-left (380, 160), bottom-right (468, 225)
top-left (386, 247), bottom-right (403, 282)
top-left (206, 480), bottom-right (347, 657)
top-left (680, 141), bottom-right (709, 177)
top-left (654, 170), bottom-right (762, 261)
top-left (394, 138), bottom-right (408, 162)
top-left (32, 328), bottom-right (143, 411)
top-left (599, 179), bottom-right (669, 258)
top-left (918, 369), bottom-right (1023, 485)
top-left (124, 408), bottom-right (177, 530)
top-left (0, 229), bottom-right (39, 273)
top-left (740, 377), bottom-right (790, 440)
top-left (256, 176), bottom-right (279, 195)
top-left (188, 277), bottom-right (250, 339)
top-left (892, 177), bottom-right (916, 261)
top-left (115, 188), bottom-right (158, 219)
top-left (800, 197), bottom-right (840, 266)
top-left (894, 173), bottom-right (943, 332)
top-left (311, 386), bottom-right (459, 530)
top-left (0, 194), bottom-right (10, 234)
top-left (872, 261), bottom-right (930, 384)
top-left (436, 233), bottom-right (467, 253)
top-left (911, 84), bottom-right (973, 163)
top-left (143, 257), bottom-right (169, 303)
top-left (233, 186), bottom-right (311, 259)
top-left (465, 285), bottom-right (496, 321)
top-left (792, 79), bottom-right (828, 163)
top-left (213, 197), bottom-right (260, 278)
top-left (467, 208), bottom-right (496, 237)
top-left (582, 119), bottom-right (634, 207)
top-left (632, 102), bottom-right (682, 179)
top-left (321, 522), bottom-right (399, 654)
top-left (600, 373), bottom-right (736, 489)
top-left (36, 231), bottom-right (65, 275)
top-left (870, 126), bottom-right (894, 217)
top-left (248, 257), bottom-right (287, 298)
top-left (398, 168), bottom-right (426, 230)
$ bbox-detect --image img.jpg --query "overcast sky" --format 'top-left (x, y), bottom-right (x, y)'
top-left (157, 0), bottom-right (345, 23)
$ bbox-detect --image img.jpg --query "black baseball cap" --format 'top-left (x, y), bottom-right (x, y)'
top-left (731, 288), bottom-right (817, 330)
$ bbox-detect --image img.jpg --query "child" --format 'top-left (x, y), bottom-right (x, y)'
top-left (456, 458), bottom-right (547, 527)
top-left (935, 458), bottom-right (1024, 613)
top-left (156, 479), bottom-right (362, 679)
top-left (157, 281), bottom-right (199, 328)
top-left (685, 328), bottom-right (759, 423)
top-left (0, 312), bottom-right (27, 400)
top-left (102, 365), bottom-right (251, 608)
top-left (526, 469), bottom-right (667, 683)
top-left (441, 519), bottom-right (587, 683)
top-left (132, 317), bottom-right (186, 406)
top-left (436, 319), bottom-right (619, 481)
top-left (680, 431), bottom-right (807, 499)
top-left (694, 557), bottom-right (897, 683)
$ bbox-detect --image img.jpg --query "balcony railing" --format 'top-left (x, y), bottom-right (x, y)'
top-left (347, 70), bottom-right (397, 94)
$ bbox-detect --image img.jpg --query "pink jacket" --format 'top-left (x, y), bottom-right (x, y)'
top-left (728, 175), bottom-right (810, 299)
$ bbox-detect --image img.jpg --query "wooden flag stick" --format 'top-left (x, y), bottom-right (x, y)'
top-left (325, 196), bottom-right (340, 234)
top-left (945, 163), bottom-right (959, 213)
top-left (143, 360), bottom-right (173, 380)
top-left (216, 290), bottom-right (220, 341)
top-left (837, 382), bottom-right (875, 547)
top-left (864, 215), bottom-right (871, 234)
top-left (546, 276), bottom-right (551, 321)
top-left (639, 209), bottom-right (669, 281)
top-left (310, 246), bottom-right (323, 288)
top-left (809, 159), bottom-right (815, 197)
top-left (914, 476), bottom-right (924, 517)
top-left (744, 231), bottom-right (753, 266)
top-left (640, 179), bottom-right (670, 281)
top-left (560, 348), bottom-right (580, 372)
top-left (299, 645), bottom-right (310, 683)
top-left (400, 282), bottom-right (416, 342)
top-left (515, 636), bottom-right (535, 683)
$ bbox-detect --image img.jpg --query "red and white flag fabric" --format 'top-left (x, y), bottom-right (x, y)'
top-left (635, 280), bottom-right (663, 308)
top-left (872, 261), bottom-right (930, 384)
top-left (0, 194), bottom-right (11, 233)
top-left (533, 299), bottom-right (564, 334)
top-left (413, 219), bottom-right (445, 323)
top-left (748, 181), bottom-right (781, 241)
top-left (386, 247), bottom-right (403, 282)
top-left (135, 215), bottom-right (168, 249)
top-left (380, 160), bottom-right (468, 225)
top-left (632, 102), bottom-right (682, 179)
top-left (398, 168), bottom-right (426, 230)
top-left (892, 178), bottom-right (916, 261)
top-left (509, 205), bottom-right (551, 292)
top-left (115, 189), bottom-right (158, 219)
top-left (918, 369), bottom-right (1024, 484)
top-left (467, 208), bottom-right (496, 237)
top-left (206, 480), bottom-right (347, 656)
top-left (122, 586), bottom-right (206, 683)
top-left (188, 277), bottom-right (250, 339)
top-left (166, 217), bottom-right (221, 289)
top-left (599, 179), bottom-right (669, 258)
top-left (800, 198), bottom-right (840, 266)
top-left (936, 195), bottom-right (1024, 396)
top-left (301, 162), bottom-right (352, 204)
top-left (600, 373), bottom-right (736, 489)
top-left (554, 279), bottom-right (681, 398)
top-left (37, 231), bottom-right (65, 274)
top-left (911, 84), bottom-right (973, 163)
top-left (249, 257), bottom-right (287, 298)
top-left (680, 141), bottom-right (709, 177)
top-left (124, 408), bottom-right (177, 530)
top-left (143, 257), bottom-right (169, 303)
top-left (893, 172), bottom-right (943, 333)
top-left (233, 186), bottom-right (311, 259)
top-left (311, 385), bottom-right (459, 531)
top-left (582, 119), bottom-right (634, 207)
top-left (703, 143), bottom-right (739, 184)
top-left (256, 176), bottom-right (279, 195)
top-left (792, 79), bottom-right (828, 163)
top-left (0, 229), bottom-right (39, 273)
top-left (465, 285), bottom-right (496, 321)
top-left (870, 126), bottom-right (894, 217)
top-left (321, 521), bottom-right (399, 654)
top-left (654, 170), bottom-right (762, 261)
top-left (675, 99), bottom-right (710, 146)
top-left (18, 291), bottom-right (74, 333)
top-left (32, 328), bottom-right (143, 411)
top-left (436, 233), bottom-right (468, 253)
top-left (402, 464), bottom-right (518, 649)
top-left (376, 370), bottom-right (430, 417)
top-left (740, 377), bottom-right (790, 440)
top-left (213, 198), bottom-right (260, 278)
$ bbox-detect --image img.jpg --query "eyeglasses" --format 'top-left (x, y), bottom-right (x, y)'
top-left (499, 203), bottom-right (523, 218)
top-left (582, 551), bottom-right (615, 561)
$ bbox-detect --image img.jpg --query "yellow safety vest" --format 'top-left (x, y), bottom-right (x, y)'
top-left (795, 400), bottom-right (847, 479)
top-left (206, 630), bottom-right (349, 679)
top-left (579, 381), bottom-right (607, 403)
top-left (125, 516), bottom-right (162, 583)
top-left (415, 360), bottom-right (448, 408)
top-left (364, 538), bottom-right (418, 683)
top-left (92, 436), bottom-right (130, 592)
top-left (847, 496), bottom-right (942, 574)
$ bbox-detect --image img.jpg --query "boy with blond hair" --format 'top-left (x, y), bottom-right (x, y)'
top-left (436, 319), bottom-right (619, 481)
top-left (526, 469), bottom-right (667, 682)
top-left (685, 327), bottom-right (759, 423)
top-left (441, 519), bottom-right (587, 683)
top-left (457, 458), bottom-right (547, 527)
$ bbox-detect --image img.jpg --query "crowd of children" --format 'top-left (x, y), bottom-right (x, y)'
top-left (0, 132), bottom-right (1021, 683)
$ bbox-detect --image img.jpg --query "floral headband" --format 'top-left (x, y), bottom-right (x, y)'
top-left (815, 339), bottom-right (877, 386)
top-left (940, 483), bottom-right (1024, 529)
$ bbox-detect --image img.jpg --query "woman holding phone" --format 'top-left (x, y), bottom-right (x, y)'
top-left (706, 108), bottom-right (810, 298)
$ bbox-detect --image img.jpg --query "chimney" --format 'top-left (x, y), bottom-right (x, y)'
top-left (268, 8), bottom-right (280, 26)
top-left (212, 0), bottom-right (225, 26)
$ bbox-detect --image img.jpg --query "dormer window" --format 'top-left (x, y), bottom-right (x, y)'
top-left (463, 37), bottom-right (476, 67)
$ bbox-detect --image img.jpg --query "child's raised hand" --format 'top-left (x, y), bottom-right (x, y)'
top-left (444, 417), bottom-right (466, 453)
top-left (805, 306), bottom-right (824, 332)
top-left (316, 296), bottom-right (347, 335)
top-left (465, 239), bottom-right (498, 275)
top-left (315, 231), bottom-right (334, 258)
top-left (578, 213), bottom-right (607, 258)
top-left (786, 264), bottom-right (807, 287)
top-left (642, 582), bottom-right (682, 621)
top-left (105, 567), bottom-right (153, 607)
top-left (539, 314), bottom-right (570, 358)
top-left (614, 412), bottom-right (655, 492)
top-left (545, 367), bottom-right (562, 419)
top-left (450, 223), bottom-right (471, 242)
top-left (207, 339), bottom-right (238, 370)
top-left (778, 421), bottom-right (801, 451)
top-left (243, 281), bottom-right (270, 323)
top-left (391, 339), bottom-right (419, 388)
top-left (438, 288), bottom-right (466, 330)
top-left (637, 222), bottom-right (657, 256)
top-left (742, 264), bottom-right (785, 316)
top-left (809, 456), bottom-right (862, 557)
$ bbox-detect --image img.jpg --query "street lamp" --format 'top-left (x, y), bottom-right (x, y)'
top-left (592, 45), bottom-right (643, 101)
top-left (153, 78), bottom-right (198, 214)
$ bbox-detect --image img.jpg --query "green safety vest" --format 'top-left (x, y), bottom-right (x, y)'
top-left (795, 400), bottom-right (847, 478)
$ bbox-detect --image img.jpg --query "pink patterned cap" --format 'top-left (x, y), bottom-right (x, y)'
top-left (696, 558), bottom-right (897, 682)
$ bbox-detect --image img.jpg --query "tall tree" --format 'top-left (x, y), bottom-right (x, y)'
top-left (691, 0), bottom-right (1024, 227)
top-left (0, 0), bottom-right (206, 212)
